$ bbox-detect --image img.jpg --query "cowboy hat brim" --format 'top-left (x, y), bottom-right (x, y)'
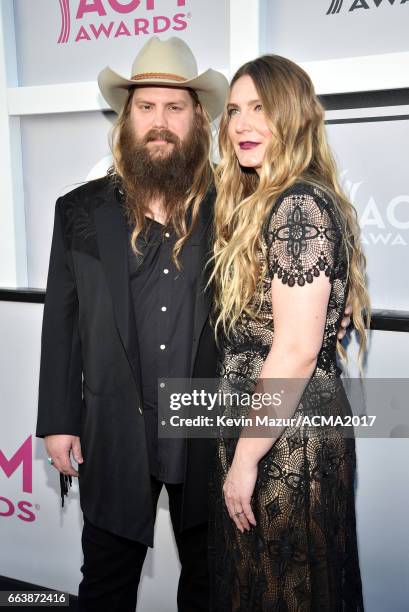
top-left (98, 65), bottom-right (229, 120)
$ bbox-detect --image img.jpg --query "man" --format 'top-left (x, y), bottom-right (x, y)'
top-left (36, 36), bottom-right (351, 612)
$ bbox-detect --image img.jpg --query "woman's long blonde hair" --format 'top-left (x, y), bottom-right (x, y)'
top-left (212, 55), bottom-right (370, 361)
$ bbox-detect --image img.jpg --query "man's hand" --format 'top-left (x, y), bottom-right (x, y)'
top-left (338, 302), bottom-right (353, 340)
top-left (44, 435), bottom-right (83, 477)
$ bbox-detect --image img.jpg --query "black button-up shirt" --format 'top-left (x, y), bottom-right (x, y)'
top-left (127, 218), bottom-right (199, 483)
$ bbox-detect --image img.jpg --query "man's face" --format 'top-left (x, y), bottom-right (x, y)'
top-left (128, 86), bottom-right (197, 159)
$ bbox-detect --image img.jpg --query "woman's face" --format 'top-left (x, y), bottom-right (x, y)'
top-left (227, 75), bottom-right (272, 174)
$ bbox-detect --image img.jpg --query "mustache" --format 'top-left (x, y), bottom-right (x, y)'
top-left (143, 129), bottom-right (180, 146)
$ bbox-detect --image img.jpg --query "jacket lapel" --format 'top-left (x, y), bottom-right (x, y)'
top-left (94, 182), bottom-right (141, 391)
top-left (189, 188), bottom-right (215, 375)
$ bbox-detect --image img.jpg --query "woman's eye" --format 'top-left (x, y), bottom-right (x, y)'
top-left (140, 105), bottom-right (151, 111)
top-left (254, 104), bottom-right (263, 112)
top-left (227, 108), bottom-right (238, 117)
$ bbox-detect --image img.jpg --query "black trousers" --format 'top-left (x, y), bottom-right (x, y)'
top-left (78, 476), bottom-right (209, 612)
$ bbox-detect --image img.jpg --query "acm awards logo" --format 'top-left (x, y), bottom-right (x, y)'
top-left (327, 0), bottom-right (408, 15)
top-left (57, 0), bottom-right (189, 44)
top-left (341, 171), bottom-right (409, 247)
top-left (0, 436), bottom-right (37, 522)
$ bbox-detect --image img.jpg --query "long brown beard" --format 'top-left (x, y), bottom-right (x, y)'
top-left (118, 113), bottom-right (207, 225)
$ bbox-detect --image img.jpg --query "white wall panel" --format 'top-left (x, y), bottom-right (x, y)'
top-left (20, 111), bottom-right (114, 288)
top-left (327, 119), bottom-right (409, 310)
top-left (346, 329), bottom-right (409, 611)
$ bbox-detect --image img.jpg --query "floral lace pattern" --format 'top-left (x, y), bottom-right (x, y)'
top-left (269, 191), bottom-right (337, 287)
top-left (209, 183), bottom-right (364, 611)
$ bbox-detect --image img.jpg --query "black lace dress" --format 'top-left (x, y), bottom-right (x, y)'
top-left (209, 183), bottom-right (364, 611)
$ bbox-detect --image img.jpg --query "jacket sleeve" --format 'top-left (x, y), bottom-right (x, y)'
top-left (36, 197), bottom-right (83, 438)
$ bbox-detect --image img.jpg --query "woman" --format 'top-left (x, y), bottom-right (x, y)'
top-left (209, 55), bottom-right (369, 611)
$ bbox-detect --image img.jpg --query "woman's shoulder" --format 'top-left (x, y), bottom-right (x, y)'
top-left (264, 181), bottom-right (346, 286)
top-left (267, 180), bottom-right (342, 231)
top-left (276, 180), bottom-right (336, 211)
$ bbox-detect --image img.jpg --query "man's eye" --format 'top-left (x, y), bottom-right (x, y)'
top-left (169, 105), bottom-right (182, 111)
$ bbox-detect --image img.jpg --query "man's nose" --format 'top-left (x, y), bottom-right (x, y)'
top-left (152, 107), bottom-right (168, 129)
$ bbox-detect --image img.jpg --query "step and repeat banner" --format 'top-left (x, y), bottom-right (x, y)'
top-left (1, 1), bottom-right (409, 610)
top-left (13, 0), bottom-right (229, 85)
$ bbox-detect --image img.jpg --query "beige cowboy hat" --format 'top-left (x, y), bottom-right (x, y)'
top-left (98, 36), bottom-right (229, 120)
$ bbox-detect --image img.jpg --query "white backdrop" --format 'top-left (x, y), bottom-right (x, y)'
top-left (1, 0), bottom-right (409, 610)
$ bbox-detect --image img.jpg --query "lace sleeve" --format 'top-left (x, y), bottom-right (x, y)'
top-left (266, 187), bottom-right (340, 287)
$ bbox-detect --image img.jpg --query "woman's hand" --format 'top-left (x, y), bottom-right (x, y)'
top-left (338, 302), bottom-right (353, 340)
top-left (223, 456), bottom-right (258, 532)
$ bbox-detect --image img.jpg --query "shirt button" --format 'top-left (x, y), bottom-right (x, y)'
top-left (164, 232), bottom-right (170, 238)
top-left (163, 268), bottom-right (169, 274)
top-left (160, 382), bottom-right (165, 389)
top-left (160, 344), bottom-right (166, 350)
top-left (161, 306), bottom-right (167, 312)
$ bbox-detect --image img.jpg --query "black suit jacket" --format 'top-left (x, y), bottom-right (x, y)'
top-left (36, 175), bottom-right (218, 546)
